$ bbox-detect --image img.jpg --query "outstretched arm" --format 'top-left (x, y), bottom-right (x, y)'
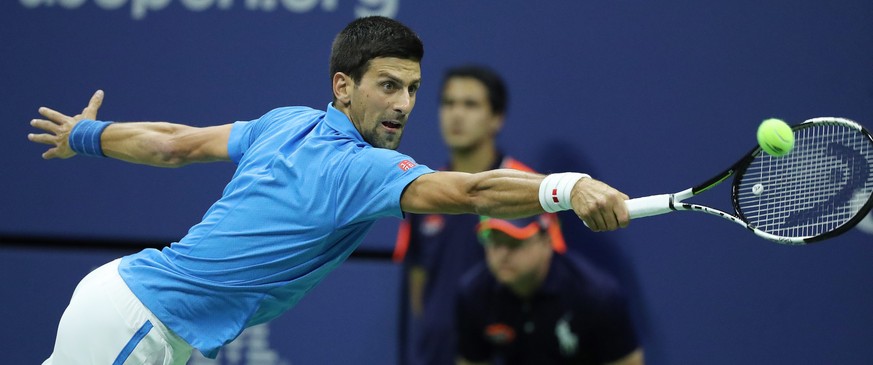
top-left (97, 122), bottom-right (232, 167)
top-left (28, 90), bottom-right (232, 167)
top-left (400, 169), bottom-right (630, 231)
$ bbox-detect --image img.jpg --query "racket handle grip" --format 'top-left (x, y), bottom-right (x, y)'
top-left (625, 194), bottom-right (673, 219)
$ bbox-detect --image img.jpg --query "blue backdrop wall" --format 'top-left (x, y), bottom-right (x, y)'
top-left (2, 0), bottom-right (872, 364)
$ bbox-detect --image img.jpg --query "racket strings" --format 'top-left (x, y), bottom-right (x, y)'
top-left (736, 121), bottom-right (873, 238)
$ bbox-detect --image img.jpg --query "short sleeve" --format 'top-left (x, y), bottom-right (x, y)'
top-left (227, 107), bottom-right (318, 164)
top-left (227, 121), bottom-right (254, 164)
top-left (335, 148), bottom-right (434, 225)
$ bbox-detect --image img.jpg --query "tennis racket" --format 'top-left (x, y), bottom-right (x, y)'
top-left (626, 117), bottom-right (873, 244)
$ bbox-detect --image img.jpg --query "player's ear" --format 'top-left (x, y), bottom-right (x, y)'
top-left (333, 72), bottom-right (353, 107)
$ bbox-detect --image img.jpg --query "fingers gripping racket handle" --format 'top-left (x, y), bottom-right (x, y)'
top-left (625, 194), bottom-right (674, 219)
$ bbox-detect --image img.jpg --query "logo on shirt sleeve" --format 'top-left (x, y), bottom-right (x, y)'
top-left (398, 160), bottom-right (417, 171)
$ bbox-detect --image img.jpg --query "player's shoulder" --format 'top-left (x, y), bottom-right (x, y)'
top-left (336, 148), bottom-right (433, 195)
top-left (347, 145), bottom-right (426, 172)
top-left (240, 106), bottom-right (324, 136)
top-left (257, 106), bottom-right (323, 123)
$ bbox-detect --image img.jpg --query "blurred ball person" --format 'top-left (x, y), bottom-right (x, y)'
top-left (456, 215), bottom-right (643, 365)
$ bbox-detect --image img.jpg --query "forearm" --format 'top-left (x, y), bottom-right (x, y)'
top-left (401, 169), bottom-right (542, 217)
top-left (99, 122), bottom-right (230, 167)
top-left (465, 169), bottom-right (545, 218)
top-left (99, 122), bottom-right (183, 167)
top-left (403, 169), bottom-right (628, 231)
top-left (464, 169), bottom-right (630, 232)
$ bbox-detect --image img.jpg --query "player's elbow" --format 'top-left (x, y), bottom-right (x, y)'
top-left (465, 177), bottom-right (496, 215)
top-left (151, 126), bottom-right (199, 167)
top-left (155, 123), bottom-right (221, 167)
top-left (152, 139), bottom-right (191, 167)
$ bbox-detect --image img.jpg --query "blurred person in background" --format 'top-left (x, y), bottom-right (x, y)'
top-left (456, 215), bottom-right (643, 365)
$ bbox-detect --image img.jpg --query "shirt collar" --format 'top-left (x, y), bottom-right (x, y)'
top-left (325, 102), bottom-right (365, 143)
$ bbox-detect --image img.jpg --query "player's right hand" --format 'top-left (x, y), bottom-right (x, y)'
top-left (570, 177), bottom-right (630, 232)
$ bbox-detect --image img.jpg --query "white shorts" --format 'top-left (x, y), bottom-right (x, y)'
top-left (43, 259), bottom-right (193, 365)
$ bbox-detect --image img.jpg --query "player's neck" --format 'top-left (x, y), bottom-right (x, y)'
top-left (450, 141), bottom-right (498, 173)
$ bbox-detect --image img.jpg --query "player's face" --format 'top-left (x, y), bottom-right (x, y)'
top-left (439, 77), bottom-right (502, 151)
top-left (347, 57), bottom-right (421, 150)
top-left (484, 231), bottom-right (551, 287)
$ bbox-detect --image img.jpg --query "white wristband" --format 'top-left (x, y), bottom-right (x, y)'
top-left (539, 173), bottom-right (590, 213)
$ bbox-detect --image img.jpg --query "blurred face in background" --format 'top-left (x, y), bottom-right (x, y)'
top-left (439, 77), bottom-right (503, 152)
top-left (484, 230), bottom-right (552, 291)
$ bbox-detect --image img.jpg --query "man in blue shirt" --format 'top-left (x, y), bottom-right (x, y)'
top-left (457, 215), bottom-right (644, 365)
top-left (28, 16), bottom-right (631, 365)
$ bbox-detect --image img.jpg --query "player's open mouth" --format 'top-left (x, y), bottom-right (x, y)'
top-left (382, 121), bottom-right (402, 131)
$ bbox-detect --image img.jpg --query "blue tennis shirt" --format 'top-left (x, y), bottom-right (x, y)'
top-left (118, 103), bottom-right (434, 358)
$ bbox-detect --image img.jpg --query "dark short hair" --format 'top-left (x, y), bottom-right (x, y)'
top-left (329, 16), bottom-right (424, 83)
top-left (441, 65), bottom-right (508, 115)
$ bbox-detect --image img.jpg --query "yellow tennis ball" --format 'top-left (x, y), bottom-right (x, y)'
top-left (757, 118), bottom-right (794, 157)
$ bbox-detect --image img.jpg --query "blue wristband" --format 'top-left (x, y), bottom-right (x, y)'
top-left (69, 120), bottom-right (113, 157)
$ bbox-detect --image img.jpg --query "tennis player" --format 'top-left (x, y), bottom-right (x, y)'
top-left (28, 16), bottom-right (630, 364)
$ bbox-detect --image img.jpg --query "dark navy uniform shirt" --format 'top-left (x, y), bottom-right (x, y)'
top-left (456, 252), bottom-right (638, 365)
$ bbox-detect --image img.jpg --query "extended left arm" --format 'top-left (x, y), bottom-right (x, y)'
top-left (28, 90), bottom-right (232, 167)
